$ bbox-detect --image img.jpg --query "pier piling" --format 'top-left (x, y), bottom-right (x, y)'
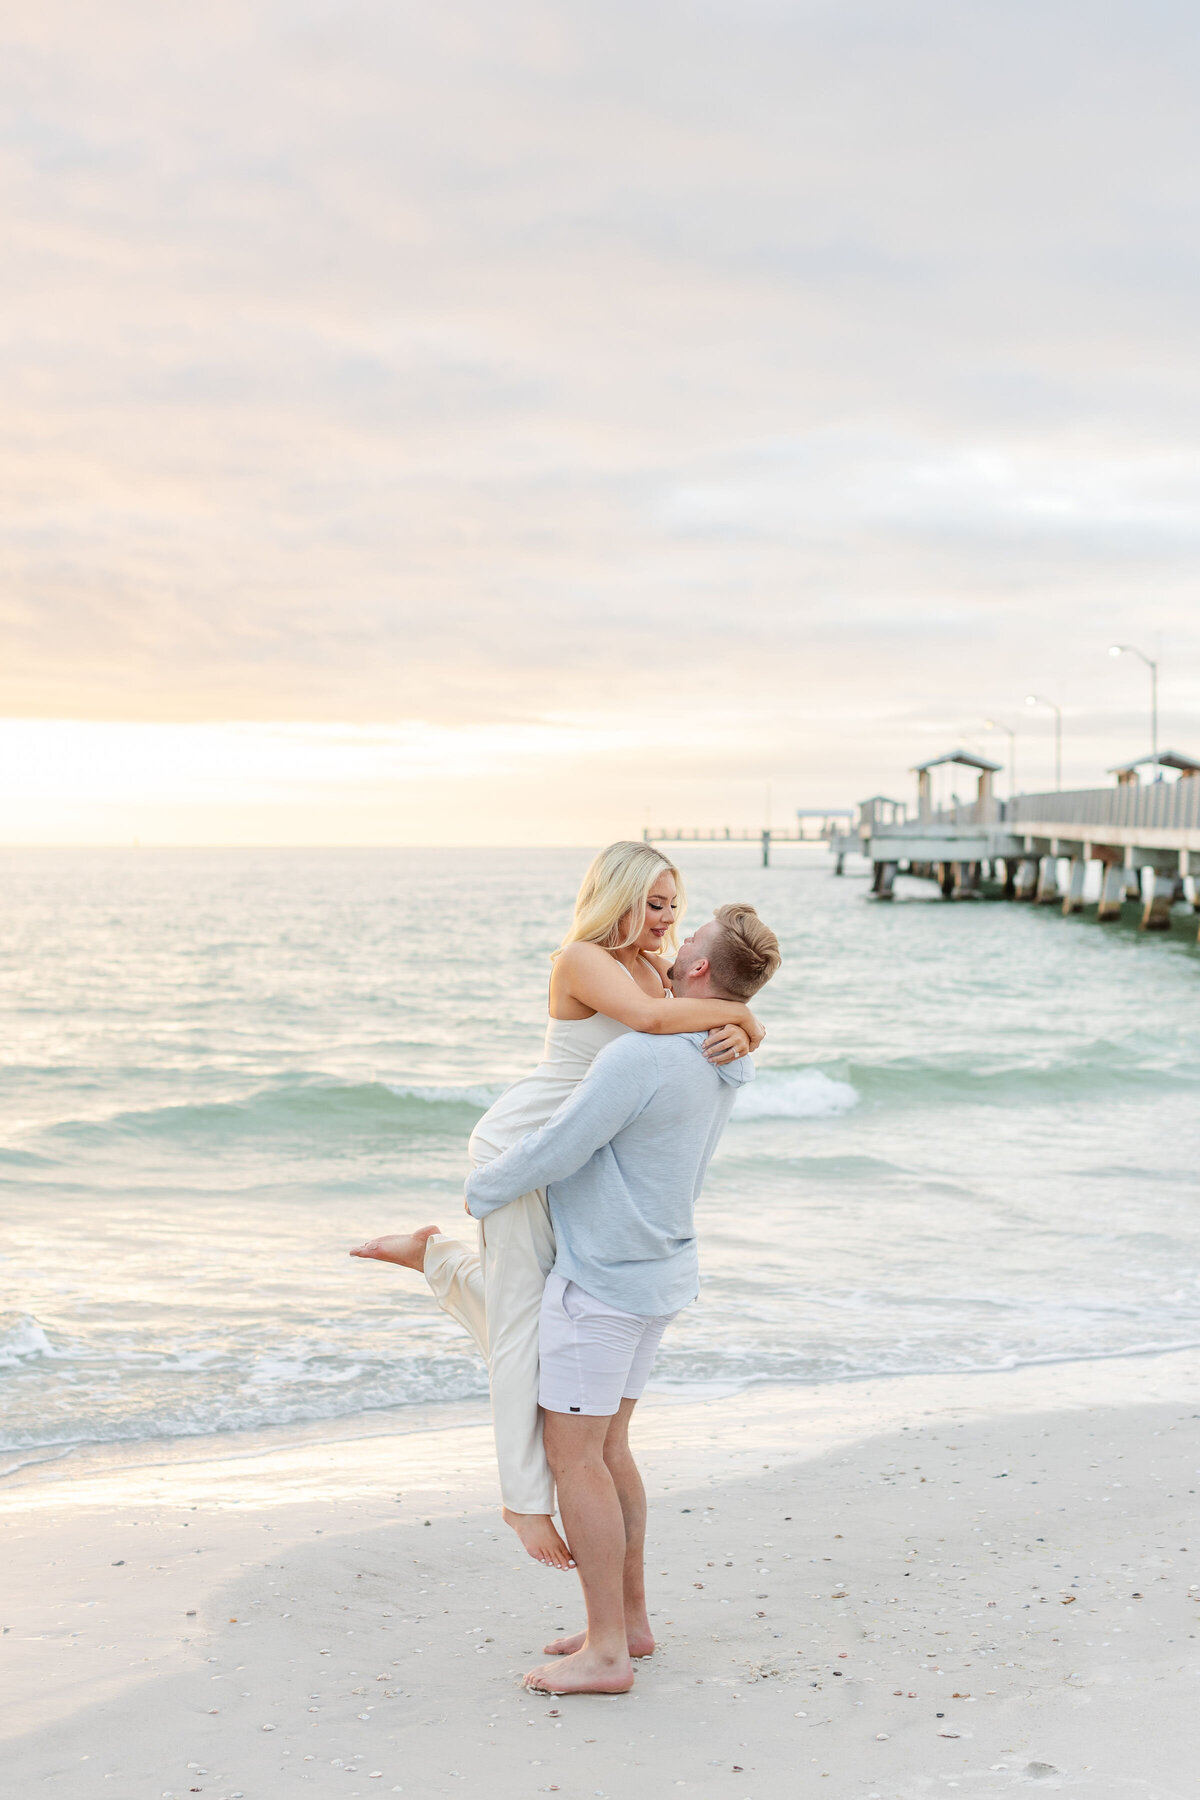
top-left (1097, 862), bottom-right (1127, 920)
top-left (1062, 857), bottom-right (1087, 915)
top-left (1014, 857), bottom-right (1039, 900)
top-left (1141, 872), bottom-right (1175, 931)
top-left (1035, 856), bottom-right (1062, 904)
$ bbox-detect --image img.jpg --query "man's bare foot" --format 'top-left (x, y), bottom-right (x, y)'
top-left (524, 1644), bottom-right (634, 1695)
top-left (349, 1226), bottom-right (441, 1272)
top-left (543, 1623), bottom-right (654, 1658)
top-left (502, 1507), bottom-right (575, 1570)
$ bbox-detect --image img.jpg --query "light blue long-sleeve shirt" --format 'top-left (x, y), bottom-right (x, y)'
top-left (464, 1032), bottom-right (754, 1316)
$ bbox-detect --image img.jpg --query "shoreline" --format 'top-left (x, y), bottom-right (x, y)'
top-left (3, 1345), bottom-right (1198, 1798)
top-left (9, 1334), bottom-right (1200, 1498)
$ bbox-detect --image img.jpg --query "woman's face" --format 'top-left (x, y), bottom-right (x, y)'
top-left (626, 869), bottom-right (678, 954)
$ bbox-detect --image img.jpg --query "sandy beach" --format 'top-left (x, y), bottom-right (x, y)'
top-left (4, 1348), bottom-right (1197, 1800)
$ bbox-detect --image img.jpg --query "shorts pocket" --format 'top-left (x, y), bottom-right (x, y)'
top-left (560, 1280), bottom-right (591, 1324)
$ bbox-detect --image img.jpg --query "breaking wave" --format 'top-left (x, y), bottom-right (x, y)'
top-left (27, 1068), bottom-right (873, 1149)
top-left (0, 1315), bottom-right (58, 1368)
top-left (733, 1069), bottom-right (861, 1121)
top-left (35, 1079), bottom-right (505, 1148)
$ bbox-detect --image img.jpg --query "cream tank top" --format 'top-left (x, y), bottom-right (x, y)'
top-left (467, 959), bottom-right (666, 1169)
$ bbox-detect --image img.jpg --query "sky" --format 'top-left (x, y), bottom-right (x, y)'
top-left (3, 0), bottom-right (1200, 844)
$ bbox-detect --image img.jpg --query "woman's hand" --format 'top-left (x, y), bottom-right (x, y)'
top-left (744, 1011), bottom-right (765, 1053)
top-left (703, 1022), bottom-right (753, 1064)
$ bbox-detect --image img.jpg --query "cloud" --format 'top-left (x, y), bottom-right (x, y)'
top-left (2, 1), bottom-right (1199, 836)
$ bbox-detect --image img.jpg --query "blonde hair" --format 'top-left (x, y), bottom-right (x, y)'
top-left (556, 840), bottom-right (686, 958)
top-left (707, 903), bottom-right (782, 999)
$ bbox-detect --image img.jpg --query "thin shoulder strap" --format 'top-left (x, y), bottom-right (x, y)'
top-left (637, 953), bottom-right (670, 995)
top-left (611, 953), bottom-right (667, 993)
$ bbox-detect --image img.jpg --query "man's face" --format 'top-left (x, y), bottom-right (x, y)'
top-left (668, 919), bottom-right (720, 994)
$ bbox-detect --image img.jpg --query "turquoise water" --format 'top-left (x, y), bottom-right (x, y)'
top-left (3, 846), bottom-right (1200, 1471)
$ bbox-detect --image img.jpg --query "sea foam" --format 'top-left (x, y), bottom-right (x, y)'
top-left (384, 1081), bottom-right (503, 1109)
top-left (733, 1069), bottom-right (860, 1121)
top-left (0, 1316), bottom-right (56, 1367)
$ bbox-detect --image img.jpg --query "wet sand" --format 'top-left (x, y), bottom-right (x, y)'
top-left (3, 1349), bottom-right (1197, 1800)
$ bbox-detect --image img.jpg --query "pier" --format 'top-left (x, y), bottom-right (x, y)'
top-left (644, 811), bottom-right (854, 867)
top-left (644, 751), bottom-right (1200, 935)
top-left (852, 748), bottom-right (1200, 934)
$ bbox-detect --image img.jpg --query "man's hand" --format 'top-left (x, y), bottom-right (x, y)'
top-left (703, 1022), bottom-right (753, 1064)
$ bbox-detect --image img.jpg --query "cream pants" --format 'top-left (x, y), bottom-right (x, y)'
top-left (422, 1189), bottom-right (557, 1516)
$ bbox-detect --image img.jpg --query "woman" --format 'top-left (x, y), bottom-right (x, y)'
top-left (351, 841), bottom-right (764, 1569)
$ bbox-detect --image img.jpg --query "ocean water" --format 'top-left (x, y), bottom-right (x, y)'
top-left (3, 845), bottom-right (1200, 1474)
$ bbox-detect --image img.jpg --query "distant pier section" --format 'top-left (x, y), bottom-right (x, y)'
top-left (852, 747), bottom-right (1200, 933)
top-left (644, 810), bottom-right (854, 867)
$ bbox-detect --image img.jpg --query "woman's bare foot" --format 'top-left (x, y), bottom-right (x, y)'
top-left (524, 1644), bottom-right (634, 1695)
top-left (543, 1622), bottom-right (654, 1658)
top-left (502, 1507), bottom-right (575, 1570)
top-left (349, 1226), bottom-right (441, 1271)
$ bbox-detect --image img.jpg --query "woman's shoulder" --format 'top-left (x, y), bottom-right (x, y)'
top-left (550, 939), bottom-right (613, 1008)
top-left (556, 939), bottom-right (609, 970)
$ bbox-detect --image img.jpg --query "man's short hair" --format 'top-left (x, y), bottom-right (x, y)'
top-left (708, 903), bottom-right (782, 1000)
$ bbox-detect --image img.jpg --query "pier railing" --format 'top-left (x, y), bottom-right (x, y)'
top-left (914, 783), bottom-right (1200, 834)
top-left (1004, 782), bottom-right (1200, 833)
top-left (919, 798), bottom-right (1001, 828)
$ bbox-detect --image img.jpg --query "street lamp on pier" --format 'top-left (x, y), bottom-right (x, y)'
top-left (1109, 643), bottom-right (1159, 777)
top-left (1024, 694), bottom-right (1063, 792)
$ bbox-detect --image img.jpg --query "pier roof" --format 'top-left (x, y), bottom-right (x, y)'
top-left (911, 749), bottom-right (1002, 774)
top-left (1109, 750), bottom-right (1200, 776)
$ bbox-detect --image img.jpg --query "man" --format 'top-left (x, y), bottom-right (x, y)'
top-left (464, 903), bottom-right (782, 1696)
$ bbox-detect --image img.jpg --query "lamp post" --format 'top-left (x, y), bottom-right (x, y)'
top-left (1109, 643), bottom-right (1159, 777)
top-left (1024, 694), bottom-right (1063, 792)
top-left (983, 719), bottom-right (1017, 799)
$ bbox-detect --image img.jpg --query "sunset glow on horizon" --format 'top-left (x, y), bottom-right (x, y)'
top-left (4, 3), bottom-right (1200, 843)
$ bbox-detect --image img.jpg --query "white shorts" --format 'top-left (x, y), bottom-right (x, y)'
top-left (538, 1272), bottom-right (676, 1418)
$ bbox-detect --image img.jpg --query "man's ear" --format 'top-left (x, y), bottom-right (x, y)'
top-left (685, 955), bottom-right (710, 984)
